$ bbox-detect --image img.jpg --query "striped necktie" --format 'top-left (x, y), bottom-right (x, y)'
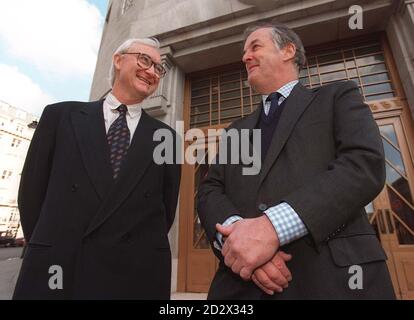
top-left (107, 104), bottom-right (130, 179)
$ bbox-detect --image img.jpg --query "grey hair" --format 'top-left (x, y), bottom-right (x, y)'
top-left (108, 37), bottom-right (160, 87)
top-left (243, 22), bottom-right (306, 72)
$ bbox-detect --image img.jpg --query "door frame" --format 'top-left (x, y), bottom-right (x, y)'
top-left (177, 33), bottom-right (414, 296)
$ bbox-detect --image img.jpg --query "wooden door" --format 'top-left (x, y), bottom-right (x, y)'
top-left (369, 115), bottom-right (414, 299)
top-left (177, 127), bottom-right (226, 292)
top-left (177, 34), bottom-right (414, 298)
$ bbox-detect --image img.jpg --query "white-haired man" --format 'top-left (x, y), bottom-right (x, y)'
top-left (13, 38), bottom-right (181, 299)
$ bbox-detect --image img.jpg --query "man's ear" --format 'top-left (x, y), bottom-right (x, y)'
top-left (282, 43), bottom-right (296, 63)
top-left (113, 54), bottom-right (122, 72)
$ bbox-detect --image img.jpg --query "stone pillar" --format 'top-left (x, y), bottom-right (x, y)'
top-left (386, 0), bottom-right (414, 120)
top-left (140, 53), bottom-right (174, 118)
top-left (143, 46), bottom-right (186, 293)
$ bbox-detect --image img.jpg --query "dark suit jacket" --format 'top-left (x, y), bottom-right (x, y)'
top-left (198, 81), bottom-right (395, 299)
top-left (13, 100), bottom-right (181, 299)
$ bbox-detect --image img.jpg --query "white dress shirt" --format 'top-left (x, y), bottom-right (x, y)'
top-left (103, 92), bottom-right (142, 143)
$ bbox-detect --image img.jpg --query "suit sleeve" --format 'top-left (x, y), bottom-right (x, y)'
top-left (282, 81), bottom-right (386, 246)
top-left (197, 127), bottom-right (241, 246)
top-left (18, 105), bottom-right (58, 242)
top-left (163, 131), bottom-right (182, 232)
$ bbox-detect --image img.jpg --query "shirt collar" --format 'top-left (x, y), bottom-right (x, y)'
top-left (261, 80), bottom-right (299, 105)
top-left (105, 92), bottom-right (142, 119)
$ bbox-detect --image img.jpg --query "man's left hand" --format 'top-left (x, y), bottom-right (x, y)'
top-left (252, 250), bottom-right (292, 295)
top-left (216, 215), bottom-right (280, 280)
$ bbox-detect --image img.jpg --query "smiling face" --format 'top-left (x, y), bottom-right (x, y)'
top-left (112, 43), bottom-right (161, 104)
top-left (242, 27), bottom-right (297, 94)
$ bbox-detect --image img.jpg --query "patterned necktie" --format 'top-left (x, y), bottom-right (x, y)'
top-left (266, 92), bottom-right (281, 118)
top-left (107, 104), bottom-right (130, 179)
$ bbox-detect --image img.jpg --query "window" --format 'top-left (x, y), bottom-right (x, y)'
top-left (1, 102), bottom-right (9, 112)
top-left (11, 138), bottom-right (21, 148)
top-left (189, 65), bottom-right (261, 128)
top-left (1, 170), bottom-right (12, 180)
top-left (16, 124), bottom-right (24, 133)
top-left (16, 110), bottom-right (27, 120)
top-left (188, 37), bottom-right (396, 129)
top-left (299, 40), bottom-right (395, 102)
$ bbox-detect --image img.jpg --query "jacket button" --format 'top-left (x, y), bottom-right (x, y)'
top-left (258, 203), bottom-right (268, 211)
top-left (121, 233), bottom-right (131, 243)
top-left (71, 184), bottom-right (79, 192)
top-left (144, 191), bottom-right (151, 198)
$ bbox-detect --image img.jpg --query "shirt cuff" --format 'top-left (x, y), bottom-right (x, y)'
top-left (264, 202), bottom-right (308, 246)
top-left (215, 215), bottom-right (242, 248)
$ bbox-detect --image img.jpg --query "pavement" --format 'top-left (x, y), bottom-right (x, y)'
top-left (0, 247), bottom-right (23, 261)
top-left (0, 256), bottom-right (207, 300)
top-left (0, 258), bottom-right (21, 300)
top-left (171, 292), bottom-right (207, 300)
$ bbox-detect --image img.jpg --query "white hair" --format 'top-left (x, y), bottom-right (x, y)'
top-left (108, 37), bottom-right (160, 87)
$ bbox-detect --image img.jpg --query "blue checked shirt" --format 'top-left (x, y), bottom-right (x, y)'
top-left (215, 80), bottom-right (308, 249)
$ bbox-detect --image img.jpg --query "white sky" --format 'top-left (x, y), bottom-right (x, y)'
top-left (0, 0), bottom-right (104, 116)
top-left (0, 64), bottom-right (54, 115)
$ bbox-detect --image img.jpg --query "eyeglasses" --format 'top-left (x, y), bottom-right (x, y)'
top-left (122, 52), bottom-right (167, 78)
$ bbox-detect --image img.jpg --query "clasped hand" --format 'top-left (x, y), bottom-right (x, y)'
top-left (216, 215), bottom-right (292, 294)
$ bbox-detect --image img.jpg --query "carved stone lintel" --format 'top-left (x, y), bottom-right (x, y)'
top-left (141, 52), bottom-right (175, 116)
top-left (141, 95), bottom-right (169, 117)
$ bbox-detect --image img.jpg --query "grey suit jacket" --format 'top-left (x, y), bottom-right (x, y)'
top-left (198, 81), bottom-right (395, 299)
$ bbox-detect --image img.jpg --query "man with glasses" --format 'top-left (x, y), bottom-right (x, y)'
top-left (13, 38), bottom-right (181, 299)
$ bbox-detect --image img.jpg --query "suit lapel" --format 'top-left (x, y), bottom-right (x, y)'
top-left (243, 105), bottom-right (262, 131)
top-left (71, 100), bottom-right (113, 200)
top-left (258, 83), bottom-right (317, 186)
top-left (83, 110), bottom-right (158, 237)
top-left (244, 106), bottom-right (262, 173)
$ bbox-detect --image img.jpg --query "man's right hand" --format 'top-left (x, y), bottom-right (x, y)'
top-left (251, 251), bottom-right (292, 295)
